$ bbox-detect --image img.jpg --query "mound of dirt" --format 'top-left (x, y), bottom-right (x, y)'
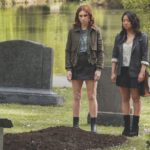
top-left (4, 126), bottom-right (127, 150)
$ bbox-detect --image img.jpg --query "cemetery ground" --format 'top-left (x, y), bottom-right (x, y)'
top-left (1, 87), bottom-right (150, 150)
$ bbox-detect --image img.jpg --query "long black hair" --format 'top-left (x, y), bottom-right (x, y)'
top-left (119, 11), bottom-right (141, 42)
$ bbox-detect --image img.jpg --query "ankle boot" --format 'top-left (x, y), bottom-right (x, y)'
top-left (73, 117), bottom-right (79, 128)
top-left (91, 117), bottom-right (97, 133)
top-left (130, 115), bottom-right (139, 136)
top-left (122, 115), bottom-right (131, 136)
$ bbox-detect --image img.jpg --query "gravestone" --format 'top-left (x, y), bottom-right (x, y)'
top-left (96, 67), bottom-right (123, 126)
top-left (0, 40), bottom-right (63, 105)
top-left (0, 118), bottom-right (13, 150)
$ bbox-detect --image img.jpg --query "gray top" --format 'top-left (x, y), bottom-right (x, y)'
top-left (79, 29), bottom-right (89, 53)
top-left (122, 42), bottom-right (133, 66)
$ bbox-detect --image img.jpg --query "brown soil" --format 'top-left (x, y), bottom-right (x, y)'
top-left (4, 126), bottom-right (127, 150)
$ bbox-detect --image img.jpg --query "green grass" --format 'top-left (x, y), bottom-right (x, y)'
top-left (0, 87), bottom-right (150, 150)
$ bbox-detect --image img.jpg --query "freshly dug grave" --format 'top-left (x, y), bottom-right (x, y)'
top-left (4, 126), bottom-right (127, 150)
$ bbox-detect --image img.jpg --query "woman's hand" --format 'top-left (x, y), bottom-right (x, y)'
top-left (94, 70), bottom-right (101, 81)
top-left (138, 71), bottom-right (145, 82)
top-left (138, 65), bottom-right (146, 82)
top-left (67, 70), bottom-right (72, 81)
top-left (111, 73), bottom-right (116, 83)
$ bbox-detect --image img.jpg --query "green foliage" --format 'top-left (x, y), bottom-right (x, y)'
top-left (146, 67), bottom-right (150, 76)
top-left (121, 0), bottom-right (150, 9)
top-left (0, 2), bottom-right (150, 72)
top-left (117, 0), bottom-right (150, 41)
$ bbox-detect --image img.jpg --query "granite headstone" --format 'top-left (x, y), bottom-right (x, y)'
top-left (0, 118), bottom-right (13, 150)
top-left (96, 67), bottom-right (123, 126)
top-left (0, 40), bottom-right (63, 105)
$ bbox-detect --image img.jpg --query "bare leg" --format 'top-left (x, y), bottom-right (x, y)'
top-left (119, 87), bottom-right (130, 114)
top-left (130, 88), bottom-right (141, 116)
top-left (119, 87), bottom-right (131, 136)
top-left (85, 80), bottom-right (97, 132)
top-left (72, 80), bottom-right (83, 117)
top-left (85, 80), bottom-right (97, 117)
top-left (130, 88), bottom-right (141, 136)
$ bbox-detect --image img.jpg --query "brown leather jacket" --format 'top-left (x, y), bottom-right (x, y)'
top-left (65, 25), bottom-right (104, 71)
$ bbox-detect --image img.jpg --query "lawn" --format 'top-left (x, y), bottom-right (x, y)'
top-left (0, 87), bottom-right (150, 150)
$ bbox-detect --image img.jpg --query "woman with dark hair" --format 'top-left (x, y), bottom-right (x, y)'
top-left (65, 5), bottom-right (104, 132)
top-left (111, 11), bottom-right (149, 136)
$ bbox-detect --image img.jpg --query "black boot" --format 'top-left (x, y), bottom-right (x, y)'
top-left (73, 117), bottom-right (79, 128)
top-left (91, 117), bottom-right (97, 133)
top-left (122, 115), bottom-right (131, 136)
top-left (130, 115), bottom-right (139, 136)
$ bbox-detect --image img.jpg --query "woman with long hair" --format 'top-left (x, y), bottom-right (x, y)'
top-left (65, 5), bottom-right (104, 132)
top-left (111, 11), bottom-right (149, 136)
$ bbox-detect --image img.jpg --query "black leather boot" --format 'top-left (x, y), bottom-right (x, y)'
top-left (73, 117), bottom-right (79, 128)
top-left (130, 115), bottom-right (139, 136)
top-left (122, 115), bottom-right (131, 136)
top-left (91, 117), bottom-right (97, 133)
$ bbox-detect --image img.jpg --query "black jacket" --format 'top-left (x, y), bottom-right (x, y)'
top-left (112, 32), bottom-right (149, 77)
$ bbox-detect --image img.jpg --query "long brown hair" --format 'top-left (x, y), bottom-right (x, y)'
top-left (74, 5), bottom-right (95, 28)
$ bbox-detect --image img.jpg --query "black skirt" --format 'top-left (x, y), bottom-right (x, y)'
top-left (72, 52), bottom-right (96, 80)
top-left (116, 67), bottom-right (143, 89)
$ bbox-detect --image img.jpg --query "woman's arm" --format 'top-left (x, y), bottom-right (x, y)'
top-left (138, 33), bottom-right (149, 82)
top-left (111, 34), bottom-right (119, 83)
top-left (138, 64), bottom-right (146, 82)
top-left (111, 62), bottom-right (117, 83)
top-left (96, 28), bottom-right (104, 70)
top-left (112, 34), bottom-right (119, 63)
top-left (140, 33), bottom-right (149, 66)
top-left (65, 29), bottom-right (72, 71)
top-left (65, 29), bottom-right (72, 81)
